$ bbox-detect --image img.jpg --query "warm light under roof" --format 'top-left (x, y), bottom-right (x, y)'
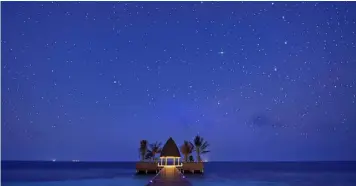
top-left (160, 156), bottom-right (181, 158)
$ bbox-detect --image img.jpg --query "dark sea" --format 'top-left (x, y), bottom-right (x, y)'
top-left (2, 161), bottom-right (356, 186)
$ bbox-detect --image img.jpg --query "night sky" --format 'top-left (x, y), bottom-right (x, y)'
top-left (2, 1), bottom-right (356, 161)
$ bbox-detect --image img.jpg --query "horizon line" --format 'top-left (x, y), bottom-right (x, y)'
top-left (2, 160), bottom-right (356, 163)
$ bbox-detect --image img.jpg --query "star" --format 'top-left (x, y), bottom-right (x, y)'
top-left (2, 1), bottom-right (355, 162)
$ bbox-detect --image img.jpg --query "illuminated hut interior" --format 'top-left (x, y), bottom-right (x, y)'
top-left (158, 137), bottom-right (182, 167)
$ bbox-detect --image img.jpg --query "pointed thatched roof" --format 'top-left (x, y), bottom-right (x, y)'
top-left (160, 137), bottom-right (181, 157)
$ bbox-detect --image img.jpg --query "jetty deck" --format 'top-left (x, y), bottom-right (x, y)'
top-left (145, 167), bottom-right (192, 186)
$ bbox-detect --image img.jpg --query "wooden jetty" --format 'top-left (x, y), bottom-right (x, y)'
top-left (181, 162), bottom-right (204, 174)
top-left (145, 167), bottom-right (192, 186)
top-left (136, 137), bottom-right (204, 174)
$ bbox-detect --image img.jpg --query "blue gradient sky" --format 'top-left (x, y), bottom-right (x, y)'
top-left (2, 1), bottom-right (356, 161)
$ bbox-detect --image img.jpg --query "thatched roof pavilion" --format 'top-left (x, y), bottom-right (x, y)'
top-left (158, 137), bottom-right (182, 167)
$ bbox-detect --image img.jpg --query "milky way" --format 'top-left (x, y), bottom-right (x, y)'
top-left (2, 2), bottom-right (356, 161)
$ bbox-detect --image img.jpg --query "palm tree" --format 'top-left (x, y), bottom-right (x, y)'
top-left (194, 135), bottom-right (210, 162)
top-left (145, 151), bottom-right (153, 160)
top-left (180, 141), bottom-right (194, 162)
top-left (147, 141), bottom-right (162, 162)
top-left (139, 140), bottom-right (148, 161)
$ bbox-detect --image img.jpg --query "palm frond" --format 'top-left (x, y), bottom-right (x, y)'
top-left (194, 135), bottom-right (202, 146)
top-left (145, 151), bottom-right (153, 160)
top-left (189, 142), bottom-right (195, 152)
top-left (201, 141), bottom-right (209, 150)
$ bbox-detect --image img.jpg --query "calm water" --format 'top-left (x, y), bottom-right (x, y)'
top-left (2, 161), bottom-right (356, 186)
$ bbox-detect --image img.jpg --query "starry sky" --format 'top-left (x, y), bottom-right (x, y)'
top-left (2, 1), bottom-right (356, 162)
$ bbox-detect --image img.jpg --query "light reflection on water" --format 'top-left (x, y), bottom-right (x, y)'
top-left (2, 162), bottom-right (356, 186)
top-left (2, 178), bottom-right (290, 186)
top-left (3, 172), bottom-right (356, 186)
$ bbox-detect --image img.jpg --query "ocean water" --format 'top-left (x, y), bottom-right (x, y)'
top-left (2, 161), bottom-right (356, 186)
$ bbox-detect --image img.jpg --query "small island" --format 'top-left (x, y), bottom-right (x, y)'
top-left (136, 135), bottom-right (210, 174)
